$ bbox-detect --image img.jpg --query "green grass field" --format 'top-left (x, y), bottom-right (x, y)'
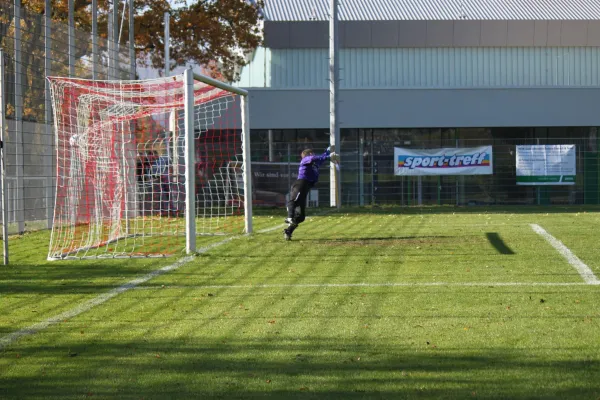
top-left (1, 206), bottom-right (600, 399)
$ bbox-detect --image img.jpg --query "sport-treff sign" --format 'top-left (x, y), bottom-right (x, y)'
top-left (394, 146), bottom-right (493, 176)
top-left (516, 145), bottom-right (576, 185)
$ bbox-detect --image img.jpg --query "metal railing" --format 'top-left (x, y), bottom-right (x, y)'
top-left (248, 127), bottom-right (600, 208)
top-left (0, 0), bottom-right (135, 263)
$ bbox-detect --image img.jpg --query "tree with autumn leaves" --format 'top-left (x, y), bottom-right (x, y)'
top-left (0, 0), bottom-right (262, 121)
top-left (24, 0), bottom-right (263, 80)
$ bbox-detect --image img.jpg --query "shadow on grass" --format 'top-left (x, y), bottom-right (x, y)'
top-left (486, 233), bottom-right (515, 255)
top-left (299, 235), bottom-right (455, 243)
top-left (0, 259), bottom-right (174, 295)
top-left (1, 339), bottom-right (599, 399)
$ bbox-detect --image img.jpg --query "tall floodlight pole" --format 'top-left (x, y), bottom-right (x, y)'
top-left (108, 5), bottom-right (113, 78)
top-left (0, 50), bottom-right (9, 264)
top-left (129, 0), bottom-right (135, 79)
top-left (164, 12), bottom-right (170, 77)
top-left (112, 0), bottom-right (120, 78)
top-left (163, 12), bottom-right (177, 176)
top-left (45, 0), bottom-right (53, 229)
top-left (14, 0), bottom-right (24, 233)
top-left (68, 0), bottom-right (75, 76)
top-left (329, 0), bottom-right (341, 208)
top-left (92, 0), bottom-right (98, 79)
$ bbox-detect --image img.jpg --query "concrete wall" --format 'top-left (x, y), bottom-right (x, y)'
top-left (265, 20), bottom-right (600, 48)
top-left (246, 88), bottom-right (600, 129)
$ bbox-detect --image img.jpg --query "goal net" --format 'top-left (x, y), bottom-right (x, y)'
top-left (47, 71), bottom-right (251, 259)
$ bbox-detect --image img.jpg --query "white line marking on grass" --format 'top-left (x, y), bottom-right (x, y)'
top-left (0, 237), bottom-right (236, 351)
top-left (257, 224), bottom-right (286, 234)
top-left (257, 210), bottom-right (337, 234)
top-left (530, 223), bottom-right (600, 285)
top-left (134, 281), bottom-right (591, 290)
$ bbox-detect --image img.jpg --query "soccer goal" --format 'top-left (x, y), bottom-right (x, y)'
top-left (47, 69), bottom-right (252, 260)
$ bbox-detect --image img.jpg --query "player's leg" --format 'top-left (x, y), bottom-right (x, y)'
top-left (284, 181), bottom-right (303, 240)
top-left (285, 180), bottom-right (302, 224)
top-left (294, 185), bottom-right (310, 225)
top-left (284, 182), bottom-right (310, 241)
top-left (286, 203), bottom-right (306, 238)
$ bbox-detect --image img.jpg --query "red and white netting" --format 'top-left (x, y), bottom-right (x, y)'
top-left (48, 74), bottom-right (245, 259)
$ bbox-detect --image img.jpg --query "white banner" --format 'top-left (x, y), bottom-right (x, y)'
top-left (394, 146), bottom-right (493, 176)
top-left (516, 145), bottom-right (576, 185)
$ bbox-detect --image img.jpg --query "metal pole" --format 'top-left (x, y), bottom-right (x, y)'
top-left (329, 0), bottom-right (340, 208)
top-left (359, 137), bottom-right (364, 206)
top-left (0, 50), bottom-right (9, 264)
top-left (92, 0), bottom-right (98, 79)
top-left (113, 0), bottom-right (120, 78)
top-left (241, 95), bottom-right (253, 234)
top-left (370, 138), bottom-right (374, 205)
top-left (268, 129), bottom-right (274, 162)
top-left (162, 12), bottom-right (177, 187)
top-left (184, 68), bottom-right (196, 253)
top-left (14, 0), bottom-right (24, 234)
top-left (164, 12), bottom-right (170, 77)
top-left (129, 0), bottom-right (135, 79)
top-left (45, 0), bottom-right (53, 229)
top-left (287, 143), bottom-right (291, 193)
top-left (68, 0), bottom-right (75, 76)
top-left (456, 138), bottom-right (459, 205)
top-left (108, 5), bottom-right (113, 78)
top-left (191, 72), bottom-right (249, 96)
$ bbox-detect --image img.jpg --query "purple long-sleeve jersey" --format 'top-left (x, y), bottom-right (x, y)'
top-left (297, 149), bottom-right (330, 184)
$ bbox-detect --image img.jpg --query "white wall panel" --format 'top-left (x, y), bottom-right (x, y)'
top-left (245, 47), bottom-right (600, 89)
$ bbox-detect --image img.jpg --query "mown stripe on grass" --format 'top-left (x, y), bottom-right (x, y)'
top-left (0, 237), bottom-right (236, 350)
top-left (530, 223), bottom-right (600, 285)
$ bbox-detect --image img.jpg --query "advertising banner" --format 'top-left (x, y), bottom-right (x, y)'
top-left (516, 145), bottom-right (576, 185)
top-left (250, 162), bottom-right (295, 206)
top-left (394, 146), bottom-right (493, 176)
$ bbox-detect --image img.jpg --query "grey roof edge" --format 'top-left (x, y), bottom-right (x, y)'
top-left (263, 0), bottom-right (600, 22)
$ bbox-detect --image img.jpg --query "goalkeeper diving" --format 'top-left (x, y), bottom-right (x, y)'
top-left (284, 145), bottom-right (338, 241)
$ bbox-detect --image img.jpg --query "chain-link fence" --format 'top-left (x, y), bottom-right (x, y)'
top-left (249, 127), bottom-right (600, 208)
top-left (0, 0), bottom-right (133, 240)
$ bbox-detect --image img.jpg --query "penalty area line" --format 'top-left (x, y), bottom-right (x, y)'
top-left (133, 281), bottom-right (593, 290)
top-left (530, 223), bottom-right (600, 285)
top-left (0, 237), bottom-right (237, 351)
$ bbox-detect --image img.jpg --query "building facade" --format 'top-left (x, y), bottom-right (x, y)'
top-left (238, 0), bottom-right (600, 206)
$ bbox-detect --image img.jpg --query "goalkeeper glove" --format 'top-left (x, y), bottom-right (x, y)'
top-left (326, 145), bottom-right (335, 153)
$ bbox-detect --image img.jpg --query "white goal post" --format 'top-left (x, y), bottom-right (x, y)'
top-left (47, 68), bottom-right (252, 259)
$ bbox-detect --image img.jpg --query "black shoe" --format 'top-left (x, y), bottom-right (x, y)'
top-left (283, 229), bottom-right (292, 241)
